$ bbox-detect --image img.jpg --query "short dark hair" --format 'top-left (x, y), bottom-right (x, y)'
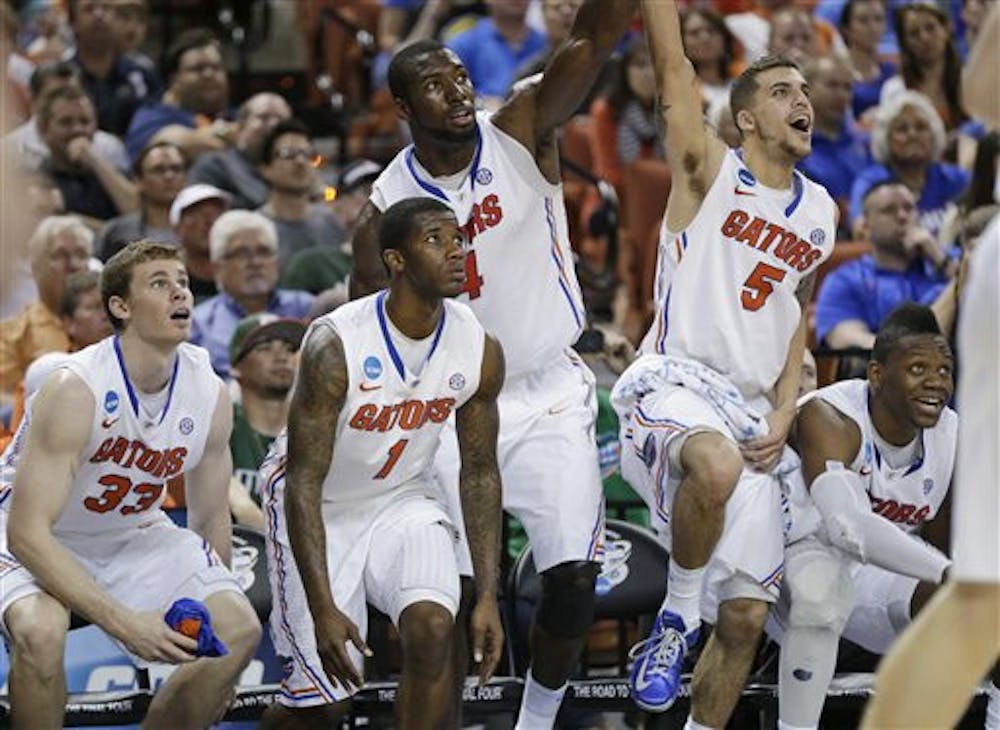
top-left (29, 60), bottom-right (79, 98)
top-left (132, 141), bottom-right (186, 177)
top-left (872, 303), bottom-right (943, 364)
top-left (260, 118), bottom-right (312, 164)
top-left (164, 28), bottom-right (220, 80)
top-left (379, 198), bottom-right (453, 254)
top-left (101, 241), bottom-right (183, 331)
top-left (388, 39), bottom-right (449, 103)
top-left (59, 269), bottom-right (102, 318)
top-left (37, 85), bottom-right (91, 130)
top-left (730, 54), bottom-right (801, 133)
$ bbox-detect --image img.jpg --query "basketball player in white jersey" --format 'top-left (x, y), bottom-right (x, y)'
top-left (610, 0), bottom-right (836, 724)
top-left (259, 198), bottom-right (504, 729)
top-left (862, 6), bottom-right (1000, 723)
top-left (0, 241), bottom-right (261, 729)
top-left (351, 3), bottom-right (636, 725)
top-left (774, 304), bottom-right (960, 729)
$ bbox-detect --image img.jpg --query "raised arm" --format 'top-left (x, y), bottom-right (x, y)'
top-left (8, 371), bottom-right (198, 663)
top-left (455, 333), bottom-right (505, 684)
top-left (284, 323), bottom-right (370, 689)
top-left (641, 0), bottom-right (727, 226)
top-left (350, 201), bottom-right (387, 299)
top-left (962, 0), bottom-right (1000, 126)
top-left (184, 382), bottom-right (234, 567)
top-left (493, 0), bottom-right (637, 155)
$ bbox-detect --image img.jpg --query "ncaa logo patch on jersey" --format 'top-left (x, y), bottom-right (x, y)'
top-left (449, 373), bottom-right (466, 390)
top-left (104, 390), bottom-right (119, 414)
top-left (738, 168), bottom-right (756, 187)
top-left (179, 417), bottom-right (194, 435)
top-left (363, 356), bottom-right (383, 380)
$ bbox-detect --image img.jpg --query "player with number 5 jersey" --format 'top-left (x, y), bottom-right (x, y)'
top-left (610, 0), bottom-right (836, 724)
top-left (351, 4), bottom-right (638, 726)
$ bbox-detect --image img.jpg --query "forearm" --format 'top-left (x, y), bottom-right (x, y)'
top-left (571, 0), bottom-right (637, 57)
top-left (9, 526), bottom-right (131, 637)
top-left (87, 155), bottom-right (139, 214)
top-left (459, 467), bottom-right (502, 598)
top-left (642, 0), bottom-right (687, 75)
top-left (773, 315), bottom-right (807, 413)
top-left (285, 479), bottom-right (338, 617)
top-left (930, 279), bottom-right (960, 338)
top-left (190, 508), bottom-right (233, 568)
top-left (825, 320), bottom-right (876, 350)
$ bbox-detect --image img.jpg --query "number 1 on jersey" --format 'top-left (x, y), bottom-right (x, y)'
top-left (462, 250), bottom-right (484, 299)
top-left (741, 262), bottom-right (786, 311)
top-left (375, 438), bottom-right (409, 480)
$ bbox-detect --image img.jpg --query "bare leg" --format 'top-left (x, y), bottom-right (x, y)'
top-left (5, 593), bottom-right (70, 730)
top-left (396, 600), bottom-right (455, 729)
top-left (862, 582), bottom-right (1000, 729)
top-left (443, 577), bottom-right (475, 728)
top-left (690, 598), bottom-right (769, 728)
top-left (672, 433), bottom-right (743, 569)
top-left (143, 590), bottom-right (262, 729)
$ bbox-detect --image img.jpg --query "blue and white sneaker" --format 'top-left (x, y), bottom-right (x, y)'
top-left (628, 610), bottom-right (699, 712)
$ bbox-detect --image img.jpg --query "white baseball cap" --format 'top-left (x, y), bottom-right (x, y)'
top-left (169, 184), bottom-right (231, 226)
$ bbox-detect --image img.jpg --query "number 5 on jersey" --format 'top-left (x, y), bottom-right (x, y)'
top-left (741, 262), bottom-right (786, 311)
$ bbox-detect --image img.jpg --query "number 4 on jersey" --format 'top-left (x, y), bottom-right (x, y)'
top-left (462, 250), bottom-right (484, 299)
top-left (741, 262), bottom-right (786, 311)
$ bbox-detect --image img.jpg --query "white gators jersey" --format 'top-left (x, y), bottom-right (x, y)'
top-left (787, 379), bottom-right (957, 541)
top-left (0, 337), bottom-right (222, 535)
top-left (314, 292), bottom-right (485, 503)
top-left (371, 112), bottom-right (584, 379)
top-left (641, 150), bottom-right (836, 402)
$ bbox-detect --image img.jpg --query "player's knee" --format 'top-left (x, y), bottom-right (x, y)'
top-left (6, 596), bottom-right (69, 671)
top-left (787, 559), bottom-right (853, 633)
top-left (209, 592), bottom-right (262, 661)
top-left (537, 561), bottom-right (599, 639)
top-left (716, 597), bottom-right (769, 647)
top-left (399, 601), bottom-right (454, 675)
top-left (681, 434), bottom-right (742, 505)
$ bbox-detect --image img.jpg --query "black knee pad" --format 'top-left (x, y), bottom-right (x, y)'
top-left (536, 561), bottom-right (600, 639)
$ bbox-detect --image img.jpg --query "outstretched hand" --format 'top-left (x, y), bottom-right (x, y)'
top-left (315, 606), bottom-right (372, 691)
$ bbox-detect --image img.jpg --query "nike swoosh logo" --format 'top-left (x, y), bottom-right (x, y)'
top-left (633, 652), bottom-right (656, 691)
top-left (359, 383), bottom-right (381, 392)
top-left (734, 186), bottom-right (755, 196)
top-left (101, 417), bottom-right (118, 428)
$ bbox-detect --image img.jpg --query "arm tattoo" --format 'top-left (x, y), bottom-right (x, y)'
top-left (455, 336), bottom-right (505, 596)
top-left (285, 324), bottom-right (348, 617)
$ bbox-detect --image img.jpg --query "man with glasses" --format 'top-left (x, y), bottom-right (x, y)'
top-left (189, 209), bottom-right (313, 379)
top-left (257, 119), bottom-right (348, 269)
top-left (188, 93), bottom-right (293, 210)
top-left (125, 28), bottom-right (232, 163)
top-left (96, 141), bottom-right (187, 261)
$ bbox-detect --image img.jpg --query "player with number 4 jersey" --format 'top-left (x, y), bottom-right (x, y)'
top-left (351, 4), bottom-right (639, 726)
top-left (610, 0), bottom-right (835, 724)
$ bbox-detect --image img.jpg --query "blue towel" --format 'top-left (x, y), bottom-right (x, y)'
top-left (164, 598), bottom-right (228, 657)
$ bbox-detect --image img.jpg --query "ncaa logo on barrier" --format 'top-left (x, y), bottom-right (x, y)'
top-left (595, 529), bottom-right (632, 596)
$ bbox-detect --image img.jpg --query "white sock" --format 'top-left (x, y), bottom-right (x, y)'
top-left (514, 669), bottom-right (567, 729)
top-left (684, 716), bottom-right (717, 730)
top-left (664, 557), bottom-right (704, 632)
top-left (986, 682), bottom-right (1000, 730)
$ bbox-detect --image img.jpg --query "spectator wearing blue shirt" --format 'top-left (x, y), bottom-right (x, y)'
top-left (190, 210), bottom-right (313, 379)
top-left (835, 0), bottom-right (896, 119)
top-left (848, 91), bottom-right (969, 241)
top-left (817, 181), bottom-right (956, 350)
top-left (125, 28), bottom-right (232, 163)
top-left (446, 0), bottom-right (548, 104)
top-left (798, 55), bottom-right (870, 232)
